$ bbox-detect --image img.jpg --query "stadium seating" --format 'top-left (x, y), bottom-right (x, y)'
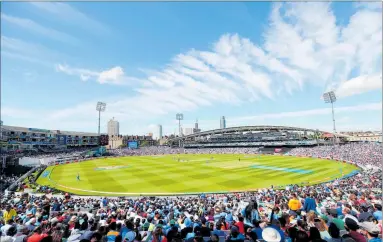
top-left (0, 143), bottom-right (381, 242)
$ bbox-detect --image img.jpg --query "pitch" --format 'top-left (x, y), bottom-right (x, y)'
top-left (36, 154), bottom-right (358, 196)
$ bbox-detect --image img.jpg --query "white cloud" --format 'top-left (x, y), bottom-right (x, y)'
top-left (354, 2), bottom-right (382, 11)
top-left (1, 13), bottom-right (78, 45)
top-left (336, 74), bottom-right (382, 98)
top-left (230, 102), bottom-right (382, 123)
top-left (55, 2), bottom-right (381, 111)
top-left (1, 35), bottom-right (65, 66)
top-left (29, 2), bottom-right (110, 35)
top-left (98, 67), bottom-right (125, 84)
top-left (55, 64), bottom-right (98, 82)
top-left (3, 3), bottom-right (382, 134)
top-left (55, 64), bottom-right (138, 85)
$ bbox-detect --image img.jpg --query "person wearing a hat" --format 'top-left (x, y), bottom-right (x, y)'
top-left (261, 226), bottom-right (281, 242)
top-left (359, 222), bottom-right (381, 242)
top-left (344, 218), bottom-right (366, 242)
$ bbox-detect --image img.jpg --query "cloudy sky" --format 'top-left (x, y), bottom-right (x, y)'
top-left (1, 2), bottom-right (382, 135)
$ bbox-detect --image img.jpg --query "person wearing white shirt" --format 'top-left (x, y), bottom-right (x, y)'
top-left (1, 222), bottom-right (13, 236)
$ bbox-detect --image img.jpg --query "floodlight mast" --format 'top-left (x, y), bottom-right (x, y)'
top-left (176, 113), bottom-right (184, 147)
top-left (96, 102), bottom-right (106, 136)
top-left (323, 91), bottom-right (337, 146)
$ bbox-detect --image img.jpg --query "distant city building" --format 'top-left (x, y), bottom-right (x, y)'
top-left (193, 119), bottom-right (201, 133)
top-left (122, 135), bottom-right (156, 146)
top-left (108, 135), bottom-right (123, 149)
top-left (183, 127), bottom-right (194, 136)
top-left (148, 133), bottom-right (153, 137)
top-left (157, 125), bottom-right (163, 140)
top-left (107, 117), bottom-right (119, 137)
top-left (220, 116), bottom-right (226, 129)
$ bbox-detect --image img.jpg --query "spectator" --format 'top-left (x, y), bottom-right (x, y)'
top-left (303, 192), bottom-right (317, 213)
top-left (328, 223), bottom-right (343, 242)
top-left (344, 218), bottom-right (366, 242)
top-left (295, 231), bottom-right (309, 242)
top-left (226, 226), bottom-right (245, 242)
top-left (288, 194), bottom-right (301, 214)
top-left (373, 204), bottom-right (382, 222)
top-left (360, 222), bottom-right (381, 242)
top-left (234, 217), bottom-right (245, 234)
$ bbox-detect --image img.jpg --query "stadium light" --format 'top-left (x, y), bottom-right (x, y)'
top-left (176, 113), bottom-right (183, 137)
top-left (323, 91), bottom-right (337, 145)
top-left (176, 113), bottom-right (183, 147)
top-left (96, 102), bottom-right (107, 136)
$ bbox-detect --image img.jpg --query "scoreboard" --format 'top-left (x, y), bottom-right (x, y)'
top-left (128, 141), bottom-right (138, 149)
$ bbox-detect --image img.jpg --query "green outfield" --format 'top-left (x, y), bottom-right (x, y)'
top-left (36, 154), bottom-right (359, 196)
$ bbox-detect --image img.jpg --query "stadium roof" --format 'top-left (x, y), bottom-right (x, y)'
top-left (170, 125), bottom-right (350, 140)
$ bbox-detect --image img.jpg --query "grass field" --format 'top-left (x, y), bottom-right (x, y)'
top-left (36, 154), bottom-right (359, 196)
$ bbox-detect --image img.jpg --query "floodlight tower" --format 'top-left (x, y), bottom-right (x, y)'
top-left (323, 91), bottom-right (337, 145)
top-left (176, 113), bottom-right (183, 147)
top-left (96, 102), bottom-right (106, 136)
top-left (176, 113), bottom-right (184, 137)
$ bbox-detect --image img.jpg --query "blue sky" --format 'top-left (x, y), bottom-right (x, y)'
top-left (1, 2), bottom-right (382, 136)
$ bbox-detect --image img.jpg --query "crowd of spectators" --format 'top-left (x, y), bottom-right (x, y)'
top-left (0, 143), bottom-right (381, 242)
top-left (0, 175), bottom-right (19, 192)
top-left (288, 143), bottom-right (382, 168)
top-left (23, 147), bottom-right (92, 159)
top-left (110, 147), bottom-right (261, 156)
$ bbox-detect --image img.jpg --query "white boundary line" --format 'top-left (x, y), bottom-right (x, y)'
top-left (44, 155), bottom-right (359, 196)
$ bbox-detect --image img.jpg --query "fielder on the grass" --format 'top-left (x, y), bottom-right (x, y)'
top-left (76, 173), bottom-right (80, 181)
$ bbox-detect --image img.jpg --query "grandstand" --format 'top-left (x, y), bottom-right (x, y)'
top-left (0, 125), bottom-right (382, 242)
top-left (167, 125), bottom-right (351, 148)
top-left (1, 125), bottom-right (102, 152)
top-left (0, 115), bottom-right (381, 242)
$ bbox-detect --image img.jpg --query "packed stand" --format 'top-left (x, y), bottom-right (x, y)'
top-left (0, 175), bottom-right (19, 193)
top-left (288, 143), bottom-right (382, 168)
top-left (110, 147), bottom-right (261, 157)
top-left (23, 147), bottom-right (93, 159)
top-left (0, 143), bottom-right (382, 242)
top-left (0, 181), bottom-right (381, 242)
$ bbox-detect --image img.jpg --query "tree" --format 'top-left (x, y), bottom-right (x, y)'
top-left (140, 140), bottom-right (149, 147)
